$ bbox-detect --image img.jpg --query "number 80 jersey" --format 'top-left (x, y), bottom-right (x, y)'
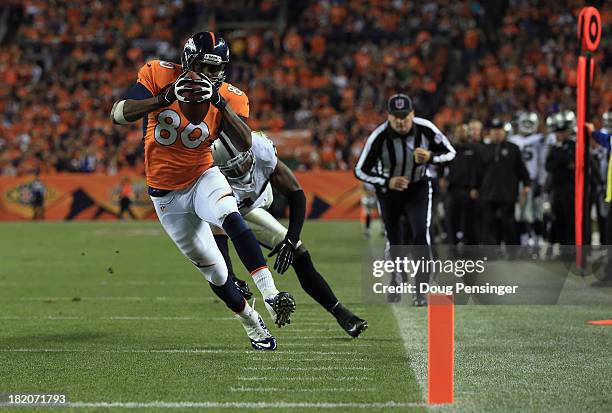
top-left (137, 60), bottom-right (250, 190)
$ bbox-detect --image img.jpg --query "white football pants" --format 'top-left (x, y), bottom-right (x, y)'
top-left (150, 167), bottom-right (239, 285)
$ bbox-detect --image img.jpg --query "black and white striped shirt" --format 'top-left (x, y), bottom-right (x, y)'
top-left (354, 117), bottom-right (456, 190)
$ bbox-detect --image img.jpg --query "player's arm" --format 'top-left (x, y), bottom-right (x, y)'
top-left (219, 106), bottom-right (252, 151)
top-left (198, 77), bottom-right (252, 151)
top-left (110, 73), bottom-right (196, 125)
top-left (268, 160), bottom-right (306, 274)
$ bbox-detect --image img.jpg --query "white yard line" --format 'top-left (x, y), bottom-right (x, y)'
top-left (244, 358), bottom-right (367, 362)
top-left (0, 281), bottom-right (202, 287)
top-left (15, 297), bottom-right (213, 301)
top-left (0, 316), bottom-right (84, 320)
top-left (238, 376), bottom-right (371, 382)
top-left (242, 366), bottom-right (372, 371)
top-left (229, 387), bottom-right (376, 392)
top-left (105, 316), bottom-right (197, 320)
top-left (391, 306), bottom-right (428, 402)
top-left (0, 348), bottom-right (359, 356)
top-left (281, 342), bottom-right (372, 347)
top-left (0, 317), bottom-right (342, 331)
top-left (67, 401), bottom-right (424, 409)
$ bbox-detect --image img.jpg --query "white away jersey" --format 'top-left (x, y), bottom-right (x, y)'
top-left (508, 133), bottom-right (548, 182)
top-left (233, 132), bottom-right (278, 214)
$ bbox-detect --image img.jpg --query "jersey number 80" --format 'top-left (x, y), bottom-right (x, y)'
top-left (154, 109), bottom-right (209, 149)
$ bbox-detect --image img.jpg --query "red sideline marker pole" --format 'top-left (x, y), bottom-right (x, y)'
top-left (428, 293), bottom-right (454, 404)
top-left (575, 6), bottom-right (601, 266)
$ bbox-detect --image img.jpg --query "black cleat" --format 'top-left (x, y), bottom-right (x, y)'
top-left (232, 276), bottom-right (253, 300)
top-left (337, 315), bottom-right (368, 338)
top-left (265, 292), bottom-right (296, 327)
top-left (332, 303), bottom-right (368, 338)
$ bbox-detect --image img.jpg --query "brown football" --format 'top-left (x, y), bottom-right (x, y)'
top-left (178, 71), bottom-right (210, 125)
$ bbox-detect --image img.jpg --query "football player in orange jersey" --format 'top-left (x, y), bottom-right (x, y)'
top-left (110, 32), bottom-right (295, 350)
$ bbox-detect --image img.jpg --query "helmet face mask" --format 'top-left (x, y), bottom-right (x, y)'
top-left (547, 111), bottom-right (575, 132)
top-left (192, 61), bottom-right (226, 86)
top-left (517, 112), bottom-right (539, 135)
top-left (181, 32), bottom-right (229, 87)
top-left (219, 150), bottom-right (255, 183)
top-left (212, 136), bottom-right (255, 185)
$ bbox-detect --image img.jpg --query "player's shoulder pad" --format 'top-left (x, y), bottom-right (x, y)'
top-left (137, 60), bottom-right (181, 95)
top-left (220, 82), bottom-right (250, 118)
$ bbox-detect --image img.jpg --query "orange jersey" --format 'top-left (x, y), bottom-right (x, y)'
top-left (137, 60), bottom-right (250, 190)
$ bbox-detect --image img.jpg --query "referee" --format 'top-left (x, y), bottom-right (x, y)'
top-left (355, 94), bottom-right (456, 306)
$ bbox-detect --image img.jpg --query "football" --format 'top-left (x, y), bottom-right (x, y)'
top-left (178, 71), bottom-right (210, 125)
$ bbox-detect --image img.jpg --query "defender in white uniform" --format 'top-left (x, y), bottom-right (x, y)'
top-left (212, 131), bottom-right (368, 338)
top-left (509, 112), bottom-right (548, 246)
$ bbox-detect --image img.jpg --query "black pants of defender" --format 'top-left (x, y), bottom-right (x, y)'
top-left (482, 201), bottom-right (517, 245)
top-left (551, 188), bottom-right (574, 246)
top-left (447, 189), bottom-right (479, 245)
top-left (377, 180), bottom-right (433, 292)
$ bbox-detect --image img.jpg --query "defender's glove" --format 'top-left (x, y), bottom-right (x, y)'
top-left (268, 238), bottom-right (297, 274)
top-left (199, 75), bottom-right (227, 109)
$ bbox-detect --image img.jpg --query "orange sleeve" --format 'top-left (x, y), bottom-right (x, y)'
top-left (136, 60), bottom-right (180, 96)
top-left (137, 61), bottom-right (159, 95)
top-left (221, 84), bottom-right (250, 119)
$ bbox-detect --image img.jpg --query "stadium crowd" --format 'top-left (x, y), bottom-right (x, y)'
top-left (0, 0), bottom-right (609, 177)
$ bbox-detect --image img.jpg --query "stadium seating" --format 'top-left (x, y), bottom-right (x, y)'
top-left (0, 0), bottom-right (609, 175)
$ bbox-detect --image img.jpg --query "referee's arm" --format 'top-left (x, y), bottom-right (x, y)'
top-left (419, 118), bottom-right (456, 164)
top-left (354, 124), bottom-right (389, 188)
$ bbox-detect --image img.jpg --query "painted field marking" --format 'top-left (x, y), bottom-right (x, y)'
top-left (15, 297), bottom-right (213, 301)
top-left (229, 387), bottom-right (377, 393)
top-left (242, 366), bottom-right (372, 371)
top-left (428, 293), bottom-right (454, 405)
top-left (238, 376), bottom-right (371, 382)
top-left (0, 348), bottom-right (359, 356)
top-left (281, 342), bottom-right (372, 348)
top-left (0, 316), bottom-right (340, 330)
top-left (66, 401), bottom-right (423, 409)
top-left (244, 358), bottom-right (367, 363)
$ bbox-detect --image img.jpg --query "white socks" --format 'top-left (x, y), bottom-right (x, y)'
top-left (237, 301), bottom-right (253, 319)
top-left (251, 267), bottom-right (279, 300)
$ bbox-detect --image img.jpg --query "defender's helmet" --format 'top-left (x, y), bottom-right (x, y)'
top-left (546, 111), bottom-right (575, 132)
top-left (517, 111), bottom-right (539, 135)
top-left (182, 32), bottom-right (229, 87)
top-left (603, 111), bottom-right (612, 131)
top-left (212, 134), bottom-right (255, 184)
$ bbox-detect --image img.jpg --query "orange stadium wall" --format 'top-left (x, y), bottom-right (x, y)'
top-left (0, 172), bottom-right (363, 221)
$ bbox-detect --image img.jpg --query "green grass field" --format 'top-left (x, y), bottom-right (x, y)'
top-left (0, 221), bottom-right (611, 412)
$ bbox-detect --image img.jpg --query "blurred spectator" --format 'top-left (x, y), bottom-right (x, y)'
top-left (30, 173), bottom-right (45, 220)
top-left (0, 0), bottom-right (610, 175)
top-left (118, 176), bottom-right (136, 220)
top-left (443, 123), bottom-right (481, 245)
top-left (478, 118), bottom-right (531, 245)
